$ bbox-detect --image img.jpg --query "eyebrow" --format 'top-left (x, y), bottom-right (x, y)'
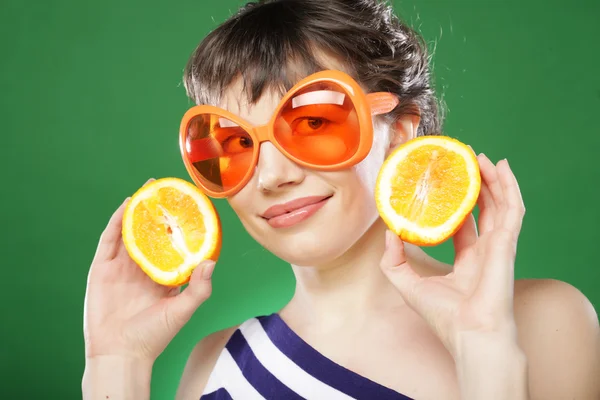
top-left (291, 90), bottom-right (345, 109)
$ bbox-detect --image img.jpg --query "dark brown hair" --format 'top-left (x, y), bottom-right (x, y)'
top-left (183, 0), bottom-right (442, 137)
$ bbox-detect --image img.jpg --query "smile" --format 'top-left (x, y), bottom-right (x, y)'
top-left (261, 195), bottom-right (333, 228)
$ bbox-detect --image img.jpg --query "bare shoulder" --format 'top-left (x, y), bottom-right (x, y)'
top-left (513, 278), bottom-right (598, 327)
top-left (513, 278), bottom-right (600, 399)
top-left (175, 324), bottom-right (239, 400)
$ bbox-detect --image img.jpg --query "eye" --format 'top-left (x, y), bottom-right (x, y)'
top-left (307, 118), bottom-right (323, 129)
top-left (221, 133), bottom-right (253, 154)
top-left (293, 117), bottom-right (328, 135)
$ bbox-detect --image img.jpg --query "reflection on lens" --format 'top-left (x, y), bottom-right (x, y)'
top-left (185, 114), bottom-right (254, 193)
top-left (274, 83), bottom-right (360, 165)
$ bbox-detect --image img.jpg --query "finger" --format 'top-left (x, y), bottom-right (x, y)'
top-left (166, 285), bottom-right (182, 298)
top-left (497, 160), bottom-right (526, 236)
top-left (451, 215), bottom-right (481, 292)
top-left (380, 230), bottom-right (422, 303)
top-left (474, 229), bottom-right (517, 310)
top-left (476, 156), bottom-right (496, 234)
top-left (380, 230), bottom-right (408, 268)
top-left (94, 197), bottom-right (131, 262)
top-left (165, 260), bottom-right (215, 330)
top-left (476, 184), bottom-right (495, 234)
top-left (452, 213), bottom-right (477, 261)
top-left (478, 154), bottom-right (505, 213)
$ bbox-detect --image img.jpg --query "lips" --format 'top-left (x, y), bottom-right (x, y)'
top-left (260, 195), bottom-right (333, 229)
top-left (261, 195), bottom-right (333, 219)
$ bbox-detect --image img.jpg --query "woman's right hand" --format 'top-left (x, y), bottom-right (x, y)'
top-left (83, 180), bottom-right (215, 364)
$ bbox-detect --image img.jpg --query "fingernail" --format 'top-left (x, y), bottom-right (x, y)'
top-left (201, 260), bottom-right (216, 280)
top-left (145, 178), bottom-right (155, 184)
top-left (123, 196), bottom-right (131, 204)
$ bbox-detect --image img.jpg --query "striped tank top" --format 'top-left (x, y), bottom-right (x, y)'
top-left (200, 313), bottom-right (413, 400)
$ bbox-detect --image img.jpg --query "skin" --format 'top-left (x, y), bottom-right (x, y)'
top-left (82, 58), bottom-right (600, 400)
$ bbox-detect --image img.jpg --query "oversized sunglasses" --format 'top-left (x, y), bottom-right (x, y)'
top-left (179, 70), bottom-right (399, 198)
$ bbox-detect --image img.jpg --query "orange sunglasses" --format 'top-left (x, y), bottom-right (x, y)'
top-left (179, 70), bottom-right (399, 198)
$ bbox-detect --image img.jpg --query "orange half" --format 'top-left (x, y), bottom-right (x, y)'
top-left (375, 136), bottom-right (481, 246)
top-left (122, 177), bottom-right (222, 286)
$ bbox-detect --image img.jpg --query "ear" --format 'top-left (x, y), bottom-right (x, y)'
top-left (387, 114), bottom-right (420, 156)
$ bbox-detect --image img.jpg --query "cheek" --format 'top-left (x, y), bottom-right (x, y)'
top-left (325, 168), bottom-right (379, 226)
top-left (226, 180), bottom-right (272, 245)
top-left (354, 126), bottom-right (389, 194)
top-left (226, 184), bottom-right (256, 225)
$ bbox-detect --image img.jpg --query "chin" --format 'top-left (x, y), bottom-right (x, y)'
top-left (269, 230), bottom-right (351, 267)
top-left (252, 210), bottom-right (377, 267)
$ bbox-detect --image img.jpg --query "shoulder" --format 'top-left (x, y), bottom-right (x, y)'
top-left (175, 324), bottom-right (240, 400)
top-left (513, 278), bottom-right (600, 399)
top-left (513, 278), bottom-right (598, 329)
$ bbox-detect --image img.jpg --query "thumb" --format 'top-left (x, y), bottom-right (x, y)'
top-left (380, 230), bottom-right (421, 301)
top-left (167, 260), bottom-right (215, 328)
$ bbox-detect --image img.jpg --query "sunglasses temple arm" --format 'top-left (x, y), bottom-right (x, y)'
top-left (366, 93), bottom-right (400, 116)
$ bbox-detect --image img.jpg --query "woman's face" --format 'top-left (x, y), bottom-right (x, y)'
top-left (221, 75), bottom-right (417, 267)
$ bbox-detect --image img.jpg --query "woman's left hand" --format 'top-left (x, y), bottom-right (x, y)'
top-left (380, 153), bottom-right (526, 358)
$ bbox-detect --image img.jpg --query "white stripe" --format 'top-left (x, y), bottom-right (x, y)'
top-left (205, 348), bottom-right (266, 400)
top-left (202, 366), bottom-right (221, 395)
top-left (292, 90), bottom-right (346, 108)
top-left (218, 118), bottom-right (239, 127)
top-left (240, 319), bottom-right (355, 400)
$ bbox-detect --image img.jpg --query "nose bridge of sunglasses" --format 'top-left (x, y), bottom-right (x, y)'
top-left (253, 125), bottom-right (271, 143)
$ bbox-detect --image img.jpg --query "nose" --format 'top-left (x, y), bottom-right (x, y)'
top-left (255, 142), bottom-right (305, 193)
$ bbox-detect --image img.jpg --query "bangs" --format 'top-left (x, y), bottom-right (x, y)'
top-left (183, 0), bottom-right (441, 136)
top-left (183, 2), bottom-right (333, 107)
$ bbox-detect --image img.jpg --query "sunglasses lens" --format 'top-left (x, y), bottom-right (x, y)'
top-left (274, 82), bottom-right (361, 166)
top-left (184, 113), bottom-right (254, 194)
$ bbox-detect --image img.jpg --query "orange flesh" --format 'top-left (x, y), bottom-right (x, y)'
top-left (132, 187), bottom-right (207, 272)
top-left (389, 144), bottom-right (470, 228)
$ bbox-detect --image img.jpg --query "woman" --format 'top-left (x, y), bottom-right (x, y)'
top-left (82, 1), bottom-right (600, 399)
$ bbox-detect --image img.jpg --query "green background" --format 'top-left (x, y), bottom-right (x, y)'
top-left (2, 0), bottom-right (598, 398)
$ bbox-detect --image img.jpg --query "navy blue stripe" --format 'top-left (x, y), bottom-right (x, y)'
top-left (226, 329), bottom-right (305, 400)
top-left (258, 314), bottom-right (414, 400)
top-left (199, 387), bottom-right (232, 400)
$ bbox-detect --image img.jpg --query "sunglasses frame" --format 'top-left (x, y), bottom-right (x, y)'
top-left (179, 69), bottom-right (399, 198)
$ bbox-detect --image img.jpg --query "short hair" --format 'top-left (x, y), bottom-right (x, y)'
top-left (183, 0), bottom-right (442, 137)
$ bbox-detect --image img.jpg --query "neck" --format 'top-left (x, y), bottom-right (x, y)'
top-left (282, 218), bottom-right (449, 329)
